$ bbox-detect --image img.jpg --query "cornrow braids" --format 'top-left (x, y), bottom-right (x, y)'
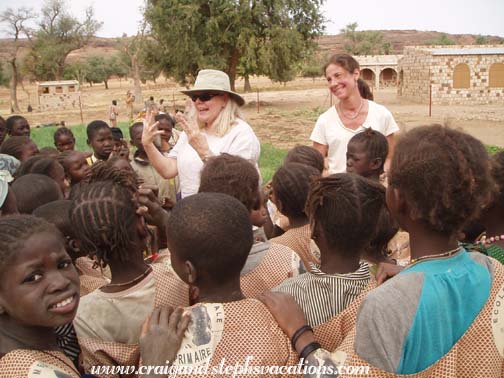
top-left (348, 128), bottom-right (388, 172)
top-left (272, 163), bottom-right (320, 220)
top-left (0, 136), bottom-right (31, 160)
top-left (0, 214), bottom-right (61, 275)
top-left (306, 173), bottom-right (385, 255)
top-left (199, 153), bottom-right (259, 211)
top-left (89, 159), bottom-right (139, 194)
top-left (53, 127), bottom-right (75, 144)
top-left (284, 145), bottom-right (324, 174)
top-left (389, 125), bottom-right (492, 235)
top-left (70, 180), bottom-right (139, 266)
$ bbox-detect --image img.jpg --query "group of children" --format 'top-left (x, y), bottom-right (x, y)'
top-left (0, 110), bottom-right (503, 377)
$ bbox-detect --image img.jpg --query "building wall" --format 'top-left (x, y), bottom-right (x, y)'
top-left (399, 46), bottom-right (504, 105)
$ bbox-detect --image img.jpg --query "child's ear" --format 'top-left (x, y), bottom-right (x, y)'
top-left (186, 261), bottom-right (197, 284)
top-left (86, 139), bottom-right (91, 146)
top-left (370, 158), bottom-right (383, 171)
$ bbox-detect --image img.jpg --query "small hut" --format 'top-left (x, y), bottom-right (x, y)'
top-left (37, 80), bottom-right (81, 111)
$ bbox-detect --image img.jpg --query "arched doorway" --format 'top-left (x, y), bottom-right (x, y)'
top-left (380, 68), bottom-right (397, 87)
top-left (360, 68), bottom-right (375, 88)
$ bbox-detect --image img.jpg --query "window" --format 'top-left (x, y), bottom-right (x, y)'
top-left (453, 64), bottom-right (470, 88)
top-left (68, 85), bottom-right (76, 92)
top-left (55, 86), bottom-right (63, 93)
top-left (489, 63), bottom-right (504, 87)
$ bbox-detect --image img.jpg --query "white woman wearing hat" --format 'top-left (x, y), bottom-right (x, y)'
top-left (142, 69), bottom-right (260, 198)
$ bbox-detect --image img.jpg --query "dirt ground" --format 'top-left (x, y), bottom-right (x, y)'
top-left (1, 76), bottom-right (503, 148)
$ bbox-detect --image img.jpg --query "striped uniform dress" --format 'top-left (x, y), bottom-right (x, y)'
top-left (273, 262), bottom-right (371, 326)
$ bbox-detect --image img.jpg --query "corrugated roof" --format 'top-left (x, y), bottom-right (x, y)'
top-left (37, 80), bottom-right (79, 86)
top-left (426, 47), bottom-right (504, 56)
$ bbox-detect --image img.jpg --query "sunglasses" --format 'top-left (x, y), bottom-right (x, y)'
top-left (190, 93), bottom-right (223, 102)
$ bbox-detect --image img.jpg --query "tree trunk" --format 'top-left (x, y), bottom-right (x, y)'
top-left (9, 60), bottom-right (20, 113)
top-left (104, 80), bottom-right (109, 89)
top-left (132, 56), bottom-right (143, 110)
top-left (244, 75), bottom-right (252, 92)
top-left (227, 48), bottom-right (240, 92)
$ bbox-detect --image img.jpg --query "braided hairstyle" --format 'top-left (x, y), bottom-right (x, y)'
top-left (389, 125), bottom-right (492, 234)
top-left (348, 128), bottom-right (388, 173)
top-left (0, 136), bottom-right (32, 160)
top-left (272, 162), bottom-right (320, 220)
top-left (70, 179), bottom-right (139, 266)
top-left (89, 159), bottom-right (139, 193)
top-left (284, 145), bottom-right (324, 174)
top-left (0, 214), bottom-right (61, 275)
top-left (53, 127), bottom-right (75, 145)
top-left (199, 153), bottom-right (259, 211)
top-left (306, 173), bottom-right (385, 255)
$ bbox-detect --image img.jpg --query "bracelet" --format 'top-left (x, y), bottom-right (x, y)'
top-left (291, 324), bottom-right (313, 350)
top-left (299, 341), bottom-right (321, 362)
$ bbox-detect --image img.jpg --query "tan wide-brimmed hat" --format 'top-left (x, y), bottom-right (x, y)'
top-left (181, 69), bottom-right (245, 106)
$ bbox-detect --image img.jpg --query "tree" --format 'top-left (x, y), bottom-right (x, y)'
top-left (0, 7), bottom-right (36, 113)
top-left (145, 0), bottom-right (325, 91)
top-left (25, 0), bottom-right (101, 80)
top-left (340, 23), bottom-right (390, 55)
top-left (425, 33), bottom-right (456, 46)
top-left (475, 35), bottom-right (488, 45)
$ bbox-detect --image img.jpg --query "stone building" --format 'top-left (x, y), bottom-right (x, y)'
top-left (37, 80), bottom-right (81, 111)
top-left (356, 55), bottom-right (402, 89)
top-left (398, 45), bottom-right (504, 104)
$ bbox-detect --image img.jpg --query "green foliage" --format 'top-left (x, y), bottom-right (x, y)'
top-left (475, 35), bottom-right (488, 45)
top-left (31, 124), bottom-right (286, 181)
top-left (0, 62), bottom-right (11, 87)
top-left (340, 23), bottom-right (391, 55)
top-left (424, 33), bottom-right (456, 46)
top-left (145, 0), bottom-right (325, 89)
top-left (24, 0), bottom-right (102, 81)
top-left (486, 145), bottom-right (504, 155)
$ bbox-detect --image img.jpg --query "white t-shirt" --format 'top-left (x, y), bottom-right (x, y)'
top-left (310, 101), bottom-right (399, 174)
top-left (168, 118), bottom-right (261, 198)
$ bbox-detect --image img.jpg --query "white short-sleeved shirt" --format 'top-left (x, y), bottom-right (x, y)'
top-left (168, 118), bottom-right (261, 198)
top-left (310, 101), bottom-right (399, 174)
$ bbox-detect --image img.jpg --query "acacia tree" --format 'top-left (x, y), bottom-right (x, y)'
top-left (0, 7), bottom-right (35, 113)
top-left (145, 0), bottom-right (325, 91)
top-left (25, 0), bottom-right (101, 80)
top-left (340, 22), bottom-right (391, 55)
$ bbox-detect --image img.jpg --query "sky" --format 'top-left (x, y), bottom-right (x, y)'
top-left (0, 0), bottom-right (503, 38)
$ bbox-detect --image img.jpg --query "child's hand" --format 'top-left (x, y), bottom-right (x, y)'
top-left (139, 307), bottom-right (190, 377)
top-left (258, 292), bottom-right (307, 339)
top-left (142, 108), bottom-right (164, 146)
top-left (376, 262), bottom-right (404, 285)
top-left (110, 139), bottom-right (130, 160)
top-left (137, 186), bottom-right (168, 230)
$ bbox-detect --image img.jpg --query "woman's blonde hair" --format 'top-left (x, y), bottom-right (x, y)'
top-left (198, 95), bottom-right (245, 137)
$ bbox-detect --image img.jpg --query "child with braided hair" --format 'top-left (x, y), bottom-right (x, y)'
top-left (57, 151), bottom-right (92, 187)
top-left (0, 215), bottom-right (81, 377)
top-left (198, 153), bottom-right (301, 298)
top-left (262, 125), bottom-right (504, 377)
top-left (0, 136), bottom-right (39, 162)
top-left (53, 127), bottom-right (76, 152)
top-left (345, 127), bottom-right (388, 182)
top-left (70, 168), bottom-right (188, 374)
top-left (270, 163), bottom-right (322, 271)
top-left (273, 173), bottom-right (383, 327)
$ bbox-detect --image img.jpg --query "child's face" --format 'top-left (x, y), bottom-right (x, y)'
top-left (250, 192), bottom-right (268, 227)
top-left (55, 134), bottom-right (75, 152)
top-left (51, 162), bottom-right (68, 194)
top-left (20, 141), bottom-right (39, 162)
top-left (10, 118), bottom-right (30, 137)
top-left (130, 126), bottom-right (144, 151)
top-left (346, 141), bottom-right (374, 177)
top-left (157, 119), bottom-right (173, 142)
top-left (66, 152), bottom-right (92, 183)
top-left (0, 231), bottom-right (80, 328)
top-left (88, 128), bottom-right (114, 160)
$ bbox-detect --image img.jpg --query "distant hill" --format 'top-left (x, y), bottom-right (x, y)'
top-left (1, 30), bottom-right (502, 64)
top-left (317, 30), bottom-right (503, 55)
